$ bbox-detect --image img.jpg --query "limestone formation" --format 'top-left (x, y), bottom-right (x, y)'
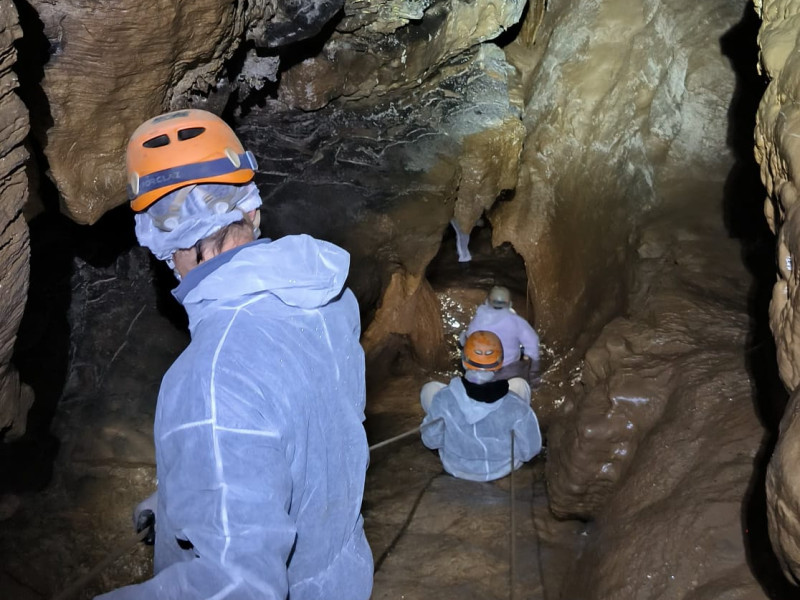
top-left (278, 0), bottom-right (525, 110)
top-left (239, 42), bottom-right (524, 360)
top-left (31, 0), bottom-right (256, 225)
top-left (0, 0), bottom-right (792, 596)
top-left (755, 0), bottom-right (800, 583)
top-left (30, 0), bottom-right (349, 225)
top-left (28, 0), bottom-right (523, 226)
top-left (756, 0), bottom-right (800, 391)
top-left (492, 0), bottom-right (742, 350)
top-left (553, 195), bottom-right (768, 599)
top-left (766, 388), bottom-right (800, 586)
top-left (546, 316), bottom-right (675, 519)
top-left (0, 0), bottom-right (33, 440)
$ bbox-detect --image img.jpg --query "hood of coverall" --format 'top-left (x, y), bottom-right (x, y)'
top-left (174, 234), bottom-right (350, 328)
top-left (451, 377), bottom-right (503, 425)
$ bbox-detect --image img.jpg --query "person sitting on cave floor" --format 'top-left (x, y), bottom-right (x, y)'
top-left (420, 330), bottom-right (542, 482)
top-left (460, 285), bottom-right (541, 389)
top-left (95, 109), bottom-right (372, 600)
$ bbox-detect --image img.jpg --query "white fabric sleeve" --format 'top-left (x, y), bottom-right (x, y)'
top-left (515, 317), bottom-right (541, 362)
top-left (96, 418), bottom-right (295, 600)
top-left (421, 399), bottom-right (446, 450)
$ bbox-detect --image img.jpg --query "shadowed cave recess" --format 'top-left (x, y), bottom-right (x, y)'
top-left (3, 0), bottom-right (800, 598)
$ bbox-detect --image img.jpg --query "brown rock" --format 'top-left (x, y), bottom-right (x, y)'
top-left (494, 0), bottom-right (742, 352)
top-left (551, 197), bottom-right (767, 599)
top-left (240, 44), bottom-right (524, 362)
top-left (361, 270), bottom-right (447, 370)
top-left (279, 0), bottom-right (526, 110)
top-left (0, 0), bottom-right (32, 440)
top-left (32, 0), bottom-right (254, 224)
top-left (767, 388), bottom-right (800, 585)
top-left (754, 0), bottom-right (800, 582)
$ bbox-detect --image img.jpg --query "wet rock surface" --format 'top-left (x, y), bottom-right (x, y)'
top-left (495, 0), bottom-right (746, 351)
top-left (766, 387), bottom-right (800, 587)
top-left (549, 188), bottom-right (792, 599)
top-left (2, 181), bottom-right (785, 599)
top-left (30, 0), bottom-right (255, 224)
top-left (3, 0), bottom-right (795, 597)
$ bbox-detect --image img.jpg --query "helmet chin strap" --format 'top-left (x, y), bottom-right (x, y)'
top-left (465, 369), bottom-right (496, 384)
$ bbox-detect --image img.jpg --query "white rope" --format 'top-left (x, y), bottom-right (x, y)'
top-left (509, 429), bottom-right (516, 600)
top-left (369, 426), bottom-right (421, 451)
top-left (368, 418), bottom-right (442, 452)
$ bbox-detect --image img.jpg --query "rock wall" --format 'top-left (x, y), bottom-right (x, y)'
top-left (552, 193), bottom-right (776, 600)
top-left (14, 0), bottom-right (528, 371)
top-left (31, 0), bottom-right (255, 225)
top-left (3, 0), bottom-right (529, 446)
top-left (754, 0), bottom-right (800, 584)
top-left (27, 0), bottom-right (349, 225)
top-left (493, 0), bottom-right (742, 350)
top-left (0, 0), bottom-right (33, 440)
top-left (237, 0), bottom-right (527, 366)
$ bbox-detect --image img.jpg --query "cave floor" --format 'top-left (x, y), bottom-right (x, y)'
top-left (363, 373), bottom-right (583, 600)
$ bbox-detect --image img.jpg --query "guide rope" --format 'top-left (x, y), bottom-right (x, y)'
top-left (510, 429), bottom-right (516, 600)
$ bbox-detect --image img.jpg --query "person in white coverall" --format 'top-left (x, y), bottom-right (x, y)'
top-left (95, 109), bottom-right (372, 600)
top-left (420, 330), bottom-right (542, 482)
top-left (461, 285), bottom-right (541, 387)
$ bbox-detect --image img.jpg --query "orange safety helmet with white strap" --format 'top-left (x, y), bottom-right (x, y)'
top-left (126, 109), bottom-right (258, 212)
top-left (462, 330), bottom-right (504, 372)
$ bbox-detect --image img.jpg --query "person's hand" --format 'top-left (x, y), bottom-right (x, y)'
top-left (133, 491), bottom-right (157, 545)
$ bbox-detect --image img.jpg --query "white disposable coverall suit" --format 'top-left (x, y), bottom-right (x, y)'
top-left (465, 304), bottom-right (540, 365)
top-left (96, 235), bottom-right (372, 600)
top-left (420, 377), bottom-right (542, 482)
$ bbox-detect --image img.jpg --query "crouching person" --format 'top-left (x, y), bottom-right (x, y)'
top-left (460, 285), bottom-right (541, 388)
top-left (95, 110), bottom-right (372, 600)
top-left (420, 331), bottom-right (542, 482)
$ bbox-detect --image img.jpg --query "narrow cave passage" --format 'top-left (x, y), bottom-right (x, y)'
top-left (4, 0), bottom-right (800, 598)
top-left (360, 217), bottom-right (585, 599)
top-left (426, 218), bottom-right (532, 365)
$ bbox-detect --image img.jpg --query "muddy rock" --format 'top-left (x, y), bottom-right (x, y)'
top-left (546, 317), bottom-right (675, 520)
top-left (767, 388), bottom-right (800, 586)
top-left (493, 0), bottom-right (742, 351)
top-left (756, 0), bottom-right (800, 392)
top-left (0, 0), bottom-right (33, 440)
top-left (550, 197), bottom-right (772, 599)
top-left (360, 271), bottom-right (447, 370)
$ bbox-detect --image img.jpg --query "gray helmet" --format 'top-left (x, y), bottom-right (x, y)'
top-left (488, 286), bottom-right (511, 309)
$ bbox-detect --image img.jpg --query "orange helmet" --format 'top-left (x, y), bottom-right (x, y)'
top-left (462, 330), bottom-right (504, 371)
top-left (126, 109), bottom-right (258, 212)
